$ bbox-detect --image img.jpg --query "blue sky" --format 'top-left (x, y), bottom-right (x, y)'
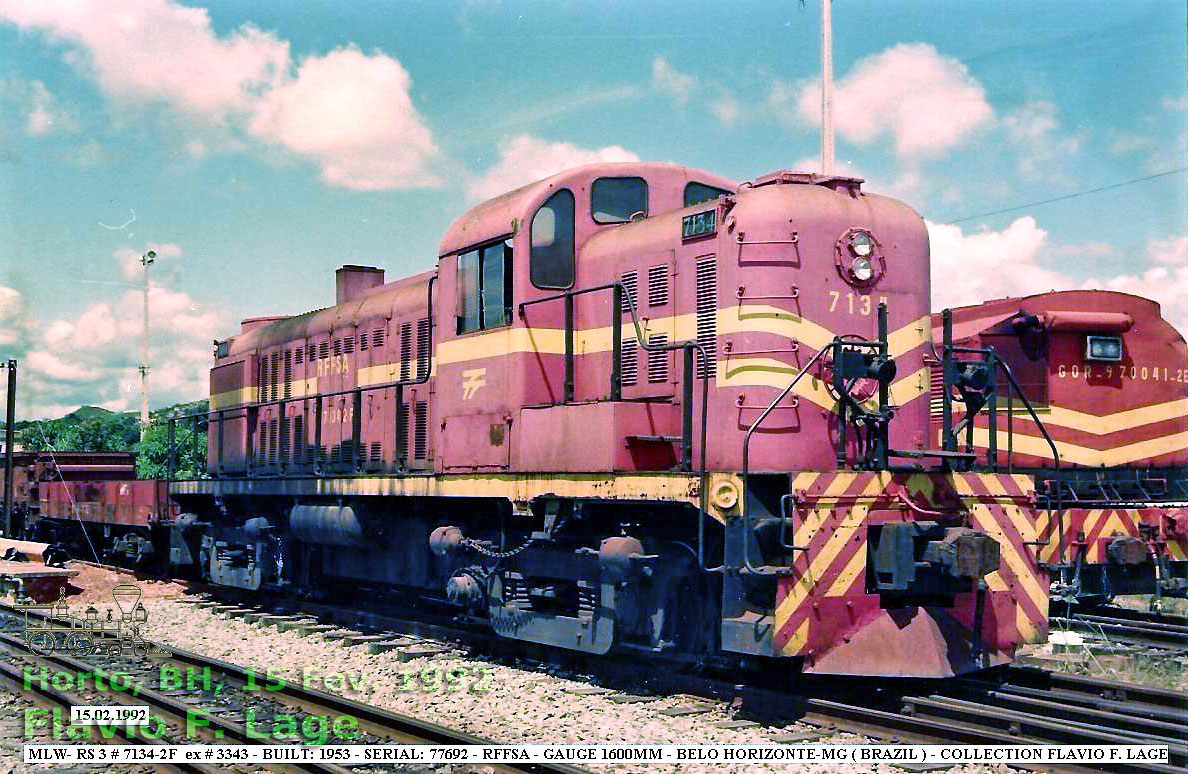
top-left (1, 0), bottom-right (1184, 419)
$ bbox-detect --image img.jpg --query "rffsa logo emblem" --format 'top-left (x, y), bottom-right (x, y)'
top-left (461, 368), bottom-right (486, 400)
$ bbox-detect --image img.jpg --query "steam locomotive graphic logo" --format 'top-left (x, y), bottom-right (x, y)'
top-left (17, 584), bottom-right (168, 658)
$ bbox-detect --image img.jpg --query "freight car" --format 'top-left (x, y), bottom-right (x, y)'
top-left (169, 163), bottom-right (1050, 677)
top-left (5, 451), bottom-right (179, 568)
top-left (929, 291), bottom-right (1187, 605)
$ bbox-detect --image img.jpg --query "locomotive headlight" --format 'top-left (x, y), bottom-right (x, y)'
top-left (850, 231), bottom-right (874, 257)
top-left (836, 228), bottom-right (883, 286)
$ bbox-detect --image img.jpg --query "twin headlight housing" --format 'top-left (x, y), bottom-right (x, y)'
top-left (835, 228), bottom-right (883, 287)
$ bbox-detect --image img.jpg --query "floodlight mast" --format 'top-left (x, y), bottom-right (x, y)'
top-left (140, 250), bottom-right (156, 441)
top-left (821, 0), bottom-right (835, 175)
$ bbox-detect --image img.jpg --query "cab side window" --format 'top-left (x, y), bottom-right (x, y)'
top-left (456, 240), bottom-right (512, 334)
top-left (591, 177), bottom-right (647, 224)
top-left (530, 189), bottom-right (575, 289)
top-left (684, 182), bottom-right (730, 207)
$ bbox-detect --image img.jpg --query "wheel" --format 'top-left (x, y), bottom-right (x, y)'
top-left (27, 631), bottom-right (55, 655)
top-left (66, 632), bottom-right (94, 657)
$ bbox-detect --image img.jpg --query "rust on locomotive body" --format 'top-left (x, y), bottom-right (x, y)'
top-left (929, 290), bottom-right (1187, 604)
top-left (169, 162), bottom-right (1049, 678)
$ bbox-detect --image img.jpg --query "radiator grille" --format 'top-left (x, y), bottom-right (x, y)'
top-left (416, 318), bottom-right (430, 379)
top-left (373, 328), bottom-right (385, 348)
top-left (332, 338), bottom-right (342, 357)
top-left (400, 322), bottom-right (412, 381)
top-left (292, 414), bottom-right (304, 466)
top-left (295, 346), bottom-right (304, 365)
top-left (257, 356), bottom-right (267, 405)
top-left (413, 401), bottom-right (428, 460)
top-left (344, 334), bottom-right (354, 354)
top-left (620, 271), bottom-right (639, 386)
top-left (647, 334), bottom-right (669, 383)
top-left (319, 341), bottom-right (329, 360)
top-left (620, 271), bottom-right (638, 312)
top-left (270, 352), bottom-right (280, 401)
top-left (647, 264), bottom-right (669, 307)
top-left (396, 402), bottom-right (410, 466)
top-left (279, 414), bottom-right (289, 465)
top-left (695, 257), bottom-right (717, 379)
top-left (268, 418), bottom-right (278, 465)
top-left (283, 350), bottom-right (292, 399)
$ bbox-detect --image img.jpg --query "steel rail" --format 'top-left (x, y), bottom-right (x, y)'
top-left (0, 601), bottom-right (589, 774)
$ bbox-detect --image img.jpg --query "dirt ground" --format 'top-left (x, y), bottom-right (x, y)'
top-left (1, 560), bottom-right (190, 607)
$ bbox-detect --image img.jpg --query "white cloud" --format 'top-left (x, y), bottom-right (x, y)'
top-left (249, 47), bottom-right (439, 190)
top-left (766, 80), bottom-right (797, 127)
top-left (794, 43), bottom-right (993, 157)
top-left (1163, 95), bottom-right (1188, 112)
top-left (466, 134), bottom-right (639, 202)
top-left (0, 285), bottom-right (34, 352)
top-left (0, 0), bottom-right (289, 121)
top-left (0, 0), bottom-right (439, 190)
top-left (1082, 236), bottom-right (1188, 337)
top-left (710, 93), bottom-right (741, 127)
top-left (0, 77), bottom-right (79, 136)
top-left (115, 242), bottom-right (183, 282)
top-left (926, 217), bottom-right (1066, 310)
top-left (7, 243), bottom-right (225, 419)
top-left (1002, 101), bottom-right (1081, 178)
top-left (651, 57), bottom-right (696, 107)
top-left (929, 220), bottom-right (1188, 339)
top-left (25, 350), bottom-right (101, 382)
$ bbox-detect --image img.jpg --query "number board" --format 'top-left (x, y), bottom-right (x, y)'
top-left (682, 210), bottom-right (715, 240)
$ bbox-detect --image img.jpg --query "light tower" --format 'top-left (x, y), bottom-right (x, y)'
top-left (821, 0), bottom-right (835, 175)
top-left (139, 250), bottom-right (155, 440)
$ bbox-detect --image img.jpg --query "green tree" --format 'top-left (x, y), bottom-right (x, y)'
top-left (135, 421), bottom-right (207, 480)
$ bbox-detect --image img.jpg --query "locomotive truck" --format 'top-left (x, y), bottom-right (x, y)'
top-left (168, 163), bottom-right (1050, 677)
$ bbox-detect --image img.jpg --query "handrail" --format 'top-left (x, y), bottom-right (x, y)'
top-left (169, 277), bottom-right (436, 481)
top-left (520, 281), bottom-right (715, 571)
top-left (993, 356), bottom-right (1064, 563)
top-left (737, 340), bottom-right (837, 575)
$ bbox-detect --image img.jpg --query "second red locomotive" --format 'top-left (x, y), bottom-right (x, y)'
top-left (930, 291), bottom-right (1187, 605)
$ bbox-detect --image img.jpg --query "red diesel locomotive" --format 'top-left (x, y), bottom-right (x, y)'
top-left (930, 291), bottom-right (1187, 604)
top-left (171, 163), bottom-right (1049, 677)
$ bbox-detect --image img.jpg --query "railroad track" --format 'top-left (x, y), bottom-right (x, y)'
top-left (0, 601), bottom-right (588, 774)
top-left (150, 590), bottom-right (1187, 774)
top-left (1051, 610), bottom-right (1188, 652)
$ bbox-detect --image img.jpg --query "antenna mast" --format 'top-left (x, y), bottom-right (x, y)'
top-left (821, 0), bottom-right (835, 175)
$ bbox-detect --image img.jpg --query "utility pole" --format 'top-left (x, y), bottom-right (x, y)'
top-left (821, 0), bottom-right (835, 175)
top-left (3, 359), bottom-right (15, 538)
top-left (139, 250), bottom-right (156, 441)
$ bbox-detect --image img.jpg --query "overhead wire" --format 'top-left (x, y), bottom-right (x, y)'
top-left (945, 166), bottom-right (1187, 224)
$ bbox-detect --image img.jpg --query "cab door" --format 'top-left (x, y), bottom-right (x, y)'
top-left (437, 239), bottom-right (513, 471)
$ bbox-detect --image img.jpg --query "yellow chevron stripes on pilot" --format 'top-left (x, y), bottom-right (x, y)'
top-left (984, 570), bottom-right (1008, 593)
top-left (822, 547), bottom-right (866, 597)
top-left (780, 618), bottom-right (811, 656)
top-left (977, 476), bottom-right (1040, 551)
top-left (1016, 604), bottom-right (1038, 643)
top-left (969, 428), bottom-right (1188, 466)
top-left (776, 475), bottom-right (887, 625)
top-left (210, 387), bottom-right (258, 411)
top-left (960, 476), bottom-right (1046, 617)
top-left (994, 398), bottom-right (1188, 437)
